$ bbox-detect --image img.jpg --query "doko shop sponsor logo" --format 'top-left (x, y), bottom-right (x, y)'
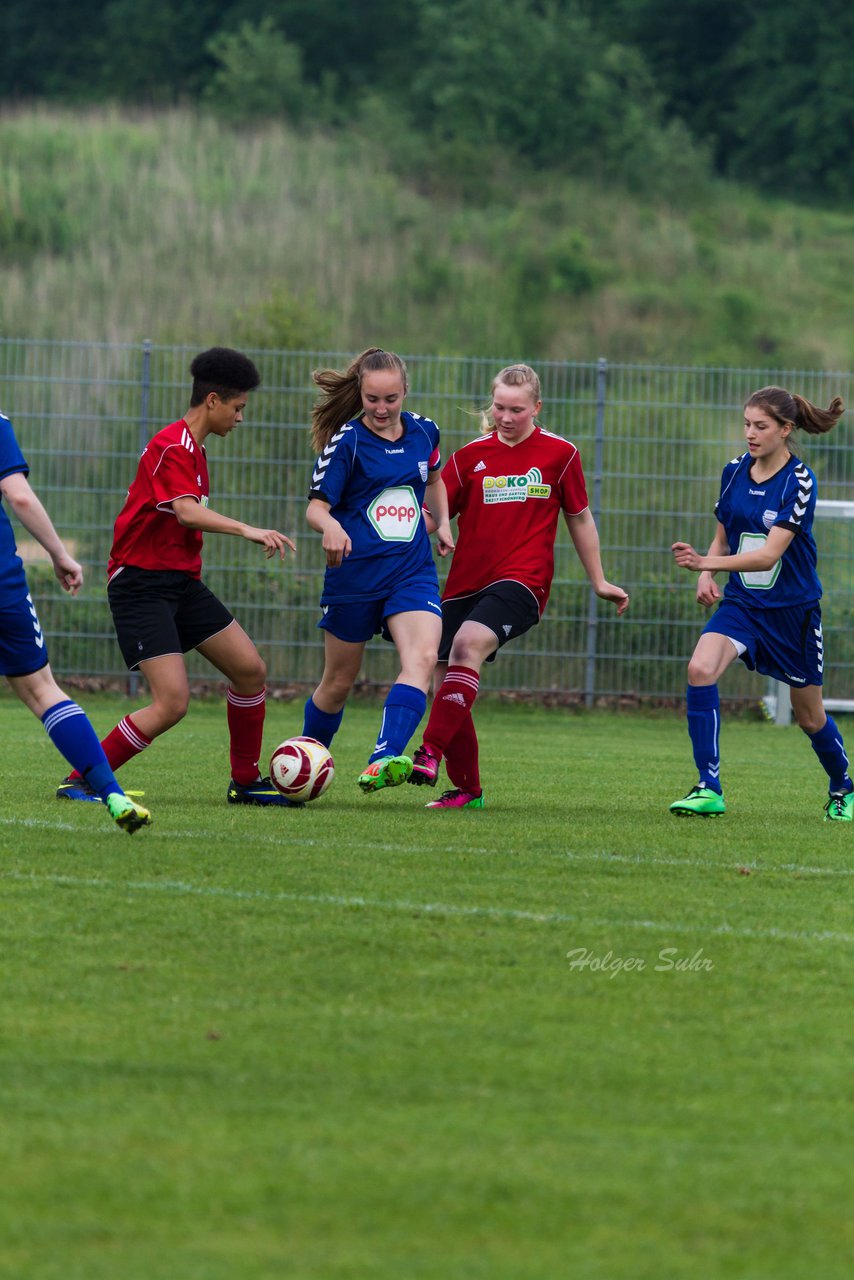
top-left (482, 467), bottom-right (551, 503)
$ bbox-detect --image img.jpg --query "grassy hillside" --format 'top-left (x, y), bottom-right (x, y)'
top-left (1, 104), bottom-right (853, 368)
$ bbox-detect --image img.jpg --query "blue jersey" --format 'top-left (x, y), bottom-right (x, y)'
top-left (308, 411), bottom-right (442, 605)
top-left (0, 413), bottom-right (30, 601)
top-left (715, 451), bottom-right (820, 610)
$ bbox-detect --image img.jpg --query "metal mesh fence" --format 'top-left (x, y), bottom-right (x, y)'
top-left (2, 339), bottom-right (852, 702)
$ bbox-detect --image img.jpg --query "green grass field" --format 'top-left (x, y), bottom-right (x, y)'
top-left (1, 694), bottom-right (851, 1279)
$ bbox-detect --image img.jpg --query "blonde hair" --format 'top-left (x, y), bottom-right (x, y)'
top-left (745, 385), bottom-right (844, 436)
top-left (310, 348), bottom-right (408, 452)
top-left (480, 363), bottom-right (542, 434)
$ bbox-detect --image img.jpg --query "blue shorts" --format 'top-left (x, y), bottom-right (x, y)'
top-left (0, 584), bottom-right (50, 677)
top-left (319, 576), bottom-right (443, 644)
top-left (703, 598), bottom-right (823, 688)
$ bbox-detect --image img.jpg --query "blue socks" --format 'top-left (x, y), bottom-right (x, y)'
top-left (302, 696), bottom-right (344, 749)
top-left (808, 716), bottom-right (851, 794)
top-left (369, 683), bottom-right (427, 763)
top-left (42, 700), bottom-right (124, 802)
top-left (686, 684), bottom-right (722, 793)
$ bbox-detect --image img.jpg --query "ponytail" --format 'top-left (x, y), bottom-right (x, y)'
top-left (745, 385), bottom-right (844, 437)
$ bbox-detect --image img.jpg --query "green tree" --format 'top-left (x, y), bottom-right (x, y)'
top-left (724, 0), bottom-right (854, 200)
top-left (411, 0), bottom-right (707, 191)
top-left (204, 17), bottom-right (308, 121)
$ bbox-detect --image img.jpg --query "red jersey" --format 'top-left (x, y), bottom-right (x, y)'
top-left (108, 419), bottom-right (209, 579)
top-left (441, 426), bottom-right (588, 614)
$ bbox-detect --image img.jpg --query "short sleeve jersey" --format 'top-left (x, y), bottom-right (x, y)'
top-left (308, 410), bottom-right (441, 604)
top-left (109, 419), bottom-right (209, 579)
top-left (0, 413), bottom-right (30, 599)
top-left (441, 426), bottom-right (589, 614)
top-left (715, 451), bottom-right (821, 609)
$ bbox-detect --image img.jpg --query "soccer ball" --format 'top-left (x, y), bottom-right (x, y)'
top-left (270, 736), bottom-right (334, 802)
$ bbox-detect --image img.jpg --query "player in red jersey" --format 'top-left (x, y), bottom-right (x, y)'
top-left (408, 363), bottom-right (629, 808)
top-left (56, 347), bottom-right (298, 808)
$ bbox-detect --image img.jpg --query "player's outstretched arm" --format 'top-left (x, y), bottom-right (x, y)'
top-left (0, 472), bottom-right (83, 593)
top-left (564, 508), bottom-right (629, 615)
top-left (172, 496), bottom-right (295, 559)
top-left (672, 524), bottom-right (793, 578)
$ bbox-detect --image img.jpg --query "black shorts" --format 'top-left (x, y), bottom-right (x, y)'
top-left (439, 581), bottom-right (540, 663)
top-left (107, 566), bottom-right (234, 670)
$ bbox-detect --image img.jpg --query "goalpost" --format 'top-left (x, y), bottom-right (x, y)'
top-left (764, 499), bottom-right (854, 726)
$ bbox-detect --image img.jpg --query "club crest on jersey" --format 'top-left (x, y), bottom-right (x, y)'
top-left (482, 467), bottom-right (551, 503)
top-left (367, 486), bottom-right (420, 541)
top-left (762, 509), bottom-right (777, 529)
top-left (418, 461), bottom-right (428, 482)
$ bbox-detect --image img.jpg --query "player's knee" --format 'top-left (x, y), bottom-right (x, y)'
top-left (449, 637), bottom-right (487, 669)
top-left (407, 645), bottom-right (439, 683)
top-left (794, 707), bottom-right (825, 736)
top-left (686, 657), bottom-right (717, 686)
top-left (248, 654), bottom-right (267, 687)
top-left (155, 691), bottom-right (190, 729)
top-left (322, 671), bottom-right (356, 705)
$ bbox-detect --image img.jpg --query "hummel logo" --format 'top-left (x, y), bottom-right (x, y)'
top-left (376, 740), bottom-right (388, 751)
top-left (502, 624), bottom-right (512, 636)
top-left (473, 461), bottom-right (486, 472)
top-left (443, 691), bottom-right (467, 706)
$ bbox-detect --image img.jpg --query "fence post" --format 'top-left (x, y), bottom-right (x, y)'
top-left (584, 358), bottom-right (607, 707)
top-left (128, 339), bottom-right (152, 698)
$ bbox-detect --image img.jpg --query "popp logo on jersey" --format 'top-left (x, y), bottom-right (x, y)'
top-left (367, 486), bottom-right (420, 541)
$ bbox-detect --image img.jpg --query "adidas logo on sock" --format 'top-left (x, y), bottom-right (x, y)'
top-left (443, 691), bottom-right (467, 706)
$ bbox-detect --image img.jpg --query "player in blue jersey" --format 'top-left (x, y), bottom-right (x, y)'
top-left (670, 384), bottom-right (852, 821)
top-left (301, 348), bottom-right (454, 791)
top-left (0, 410), bottom-right (151, 833)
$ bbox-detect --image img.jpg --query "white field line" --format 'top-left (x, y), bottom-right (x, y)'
top-left (2, 869), bottom-right (852, 947)
top-left (0, 815), bottom-right (851, 878)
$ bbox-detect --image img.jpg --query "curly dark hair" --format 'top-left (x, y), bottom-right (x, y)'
top-left (189, 348), bottom-right (261, 406)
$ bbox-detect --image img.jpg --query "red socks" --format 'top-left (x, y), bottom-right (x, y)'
top-left (444, 713), bottom-right (481, 794)
top-left (67, 713), bottom-right (152, 781)
top-left (423, 666), bottom-right (480, 758)
top-left (227, 686), bottom-right (266, 786)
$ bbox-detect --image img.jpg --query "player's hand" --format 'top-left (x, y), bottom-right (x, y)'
top-left (671, 542), bottom-right (704, 572)
top-left (53, 552), bottom-right (83, 595)
top-left (597, 582), bottom-right (629, 615)
top-left (435, 522), bottom-right (455, 558)
top-left (696, 572), bottom-right (721, 608)
top-left (322, 521), bottom-right (352, 567)
top-left (245, 526), bottom-right (297, 559)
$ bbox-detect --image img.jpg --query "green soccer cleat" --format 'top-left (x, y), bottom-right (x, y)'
top-left (824, 789), bottom-right (854, 822)
top-left (358, 756), bottom-right (413, 792)
top-left (106, 792), bottom-right (152, 835)
top-left (425, 788), bottom-right (484, 810)
top-left (669, 785), bottom-right (726, 818)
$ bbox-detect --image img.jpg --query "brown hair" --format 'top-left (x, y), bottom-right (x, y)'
top-left (310, 348), bottom-right (408, 452)
top-left (481, 363), bottom-right (542, 433)
top-left (745, 385), bottom-right (844, 436)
